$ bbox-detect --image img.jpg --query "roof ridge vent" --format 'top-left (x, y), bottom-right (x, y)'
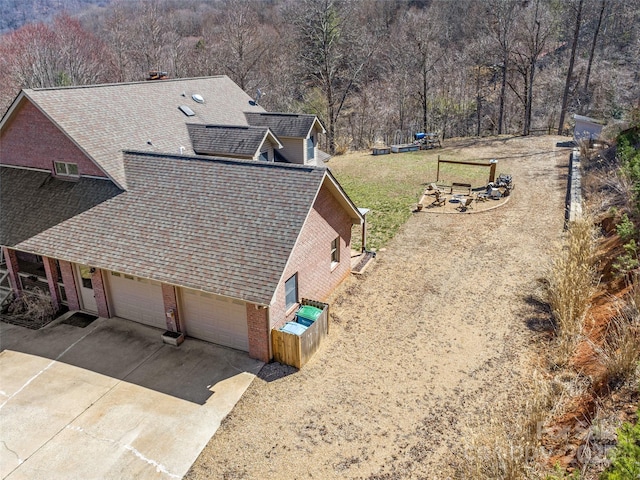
top-left (192, 93), bottom-right (205, 103)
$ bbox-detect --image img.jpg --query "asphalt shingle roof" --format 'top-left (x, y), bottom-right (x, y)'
top-left (19, 76), bottom-right (265, 189)
top-left (187, 124), bottom-right (270, 157)
top-left (0, 167), bottom-right (122, 247)
top-left (244, 112), bottom-right (320, 138)
top-left (13, 152), bottom-right (327, 305)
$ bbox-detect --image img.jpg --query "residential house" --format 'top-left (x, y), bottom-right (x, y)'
top-left (0, 76), bottom-right (363, 362)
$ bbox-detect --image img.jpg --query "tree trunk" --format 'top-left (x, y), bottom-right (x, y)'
top-left (422, 66), bottom-right (428, 133)
top-left (524, 4), bottom-right (541, 136)
top-left (498, 60), bottom-right (507, 135)
top-left (558, 0), bottom-right (584, 135)
top-left (327, 85), bottom-right (336, 154)
top-left (476, 67), bottom-right (482, 137)
top-left (582, 0), bottom-right (606, 111)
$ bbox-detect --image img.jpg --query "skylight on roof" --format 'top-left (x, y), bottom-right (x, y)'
top-left (179, 105), bottom-right (195, 116)
top-left (192, 94), bottom-right (204, 103)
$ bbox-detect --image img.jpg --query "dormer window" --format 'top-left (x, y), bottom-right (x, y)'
top-left (307, 135), bottom-right (315, 161)
top-left (54, 161), bottom-right (79, 177)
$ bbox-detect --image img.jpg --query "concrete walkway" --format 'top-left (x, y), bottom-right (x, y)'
top-left (0, 316), bottom-right (263, 479)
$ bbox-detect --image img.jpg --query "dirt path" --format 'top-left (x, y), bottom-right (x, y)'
top-left (187, 136), bottom-right (571, 479)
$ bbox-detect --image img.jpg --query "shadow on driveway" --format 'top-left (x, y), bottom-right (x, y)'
top-left (0, 316), bottom-right (263, 480)
top-left (0, 316), bottom-right (263, 405)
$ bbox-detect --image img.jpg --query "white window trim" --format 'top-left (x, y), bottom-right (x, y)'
top-left (54, 161), bottom-right (79, 178)
top-left (331, 237), bottom-right (340, 270)
top-left (285, 273), bottom-right (298, 311)
top-left (307, 136), bottom-right (315, 161)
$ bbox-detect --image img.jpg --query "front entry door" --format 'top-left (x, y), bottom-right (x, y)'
top-left (75, 264), bottom-right (97, 313)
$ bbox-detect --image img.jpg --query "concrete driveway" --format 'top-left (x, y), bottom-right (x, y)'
top-left (0, 315), bottom-right (263, 479)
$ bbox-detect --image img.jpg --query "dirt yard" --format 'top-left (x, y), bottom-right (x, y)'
top-left (186, 136), bottom-right (572, 479)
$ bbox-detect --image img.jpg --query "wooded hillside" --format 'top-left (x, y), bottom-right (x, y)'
top-left (1, 0), bottom-right (638, 153)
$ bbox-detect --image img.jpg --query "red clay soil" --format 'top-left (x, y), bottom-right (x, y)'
top-left (541, 232), bottom-right (639, 475)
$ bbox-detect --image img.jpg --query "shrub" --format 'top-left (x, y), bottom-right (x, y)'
top-left (601, 410), bottom-right (640, 480)
top-left (612, 240), bottom-right (639, 277)
top-left (616, 214), bottom-right (637, 241)
top-left (545, 463), bottom-right (581, 479)
top-left (617, 130), bottom-right (640, 210)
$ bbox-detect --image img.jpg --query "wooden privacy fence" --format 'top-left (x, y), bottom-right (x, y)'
top-left (272, 298), bottom-right (329, 369)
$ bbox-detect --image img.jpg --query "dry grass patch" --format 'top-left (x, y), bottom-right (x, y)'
top-left (457, 375), bottom-right (555, 480)
top-left (546, 217), bottom-right (599, 366)
top-left (595, 286), bottom-right (640, 391)
top-left (1, 288), bottom-right (58, 329)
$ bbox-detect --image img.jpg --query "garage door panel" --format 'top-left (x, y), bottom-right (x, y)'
top-left (180, 288), bottom-right (248, 351)
top-left (108, 273), bottom-right (166, 329)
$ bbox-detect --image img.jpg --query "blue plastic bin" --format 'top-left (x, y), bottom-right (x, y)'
top-left (280, 322), bottom-right (307, 336)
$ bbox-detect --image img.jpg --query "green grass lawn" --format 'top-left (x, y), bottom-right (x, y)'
top-left (328, 148), bottom-right (491, 250)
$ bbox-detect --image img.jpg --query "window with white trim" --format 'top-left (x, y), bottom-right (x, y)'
top-left (307, 135), bottom-right (315, 160)
top-left (54, 161), bottom-right (79, 177)
top-left (331, 237), bottom-right (340, 266)
top-left (285, 273), bottom-right (298, 310)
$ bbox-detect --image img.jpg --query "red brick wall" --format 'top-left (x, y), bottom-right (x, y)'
top-left (3, 247), bottom-right (22, 295)
top-left (246, 304), bottom-right (269, 362)
top-left (270, 183), bottom-right (353, 331)
top-left (91, 269), bottom-right (110, 318)
top-left (42, 256), bottom-right (61, 311)
top-left (0, 99), bottom-right (106, 177)
top-left (59, 260), bottom-right (80, 311)
top-left (161, 284), bottom-right (183, 332)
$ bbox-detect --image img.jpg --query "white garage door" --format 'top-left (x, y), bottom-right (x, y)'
top-left (107, 272), bottom-right (166, 329)
top-left (180, 288), bottom-right (248, 351)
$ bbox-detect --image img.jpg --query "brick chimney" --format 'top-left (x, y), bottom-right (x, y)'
top-left (147, 70), bottom-right (168, 81)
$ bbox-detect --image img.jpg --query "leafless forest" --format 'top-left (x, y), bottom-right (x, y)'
top-left (1, 0), bottom-right (639, 153)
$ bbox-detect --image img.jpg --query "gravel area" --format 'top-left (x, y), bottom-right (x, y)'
top-left (186, 136), bottom-right (571, 479)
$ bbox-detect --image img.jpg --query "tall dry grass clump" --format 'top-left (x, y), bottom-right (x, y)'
top-left (597, 286), bottom-right (640, 390)
top-left (547, 217), bottom-right (598, 365)
top-left (456, 375), bottom-right (553, 480)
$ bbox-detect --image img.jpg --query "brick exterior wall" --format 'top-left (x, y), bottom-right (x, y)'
top-left (270, 183), bottom-right (353, 331)
top-left (3, 247), bottom-right (22, 295)
top-left (91, 269), bottom-right (110, 318)
top-left (0, 99), bottom-right (106, 177)
top-left (246, 304), bottom-right (269, 362)
top-left (59, 260), bottom-right (80, 311)
top-left (42, 256), bottom-right (61, 311)
top-left (161, 284), bottom-right (183, 332)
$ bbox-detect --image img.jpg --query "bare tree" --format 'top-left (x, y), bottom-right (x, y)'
top-left (558, 0), bottom-right (584, 135)
top-left (0, 13), bottom-right (111, 92)
top-left (580, 0), bottom-right (607, 113)
top-left (128, 0), bottom-right (168, 79)
top-left (102, 1), bottom-right (134, 82)
top-left (510, 0), bottom-right (555, 135)
top-left (53, 15), bottom-right (109, 86)
top-left (485, 0), bottom-right (519, 135)
top-left (291, 0), bottom-right (379, 154)
top-left (402, 9), bottom-right (441, 135)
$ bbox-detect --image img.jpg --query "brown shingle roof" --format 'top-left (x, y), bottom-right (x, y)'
top-left (244, 112), bottom-right (323, 138)
top-left (187, 124), bottom-right (273, 158)
top-left (0, 167), bottom-right (122, 247)
top-left (19, 76), bottom-right (265, 189)
top-left (14, 152), bottom-right (327, 305)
